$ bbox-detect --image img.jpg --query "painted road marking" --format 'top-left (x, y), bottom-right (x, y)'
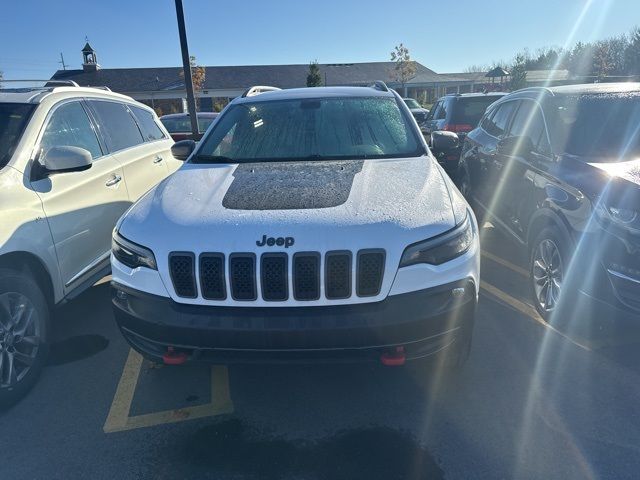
top-left (481, 250), bottom-right (530, 278)
top-left (104, 349), bottom-right (233, 433)
top-left (480, 280), bottom-right (591, 352)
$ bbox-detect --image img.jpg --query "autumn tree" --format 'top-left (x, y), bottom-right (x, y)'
top-left (307, 60), bottom-right (322, 87)
top-left (509, 54), bottom-right (528, 91)
top-left (180, 55), bottom-right (206, 109)
top-left (390, 43), bottom-right (417, 91)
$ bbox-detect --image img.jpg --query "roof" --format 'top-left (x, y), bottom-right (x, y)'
top-left (50, 61), bottom-right (440, 92)
top-left (232, 86), bottom-right (395, 104)
top-left (82, 42), bottom-right (95, 53)
top-left (525, 69), bottom-right (570, 82)
top-left (547, 82), bottom-right (640, 95)
top-left (160, 112), bottom-right (219, 119)
top-left (486, 67), bottom-right (510, 77)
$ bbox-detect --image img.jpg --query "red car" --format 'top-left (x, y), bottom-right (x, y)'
top-left (160, 112), bottom-right (219, 141)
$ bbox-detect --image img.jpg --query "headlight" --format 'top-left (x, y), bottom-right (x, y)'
top-left (399, 213), bottom-right (474, 267)
top-left (112, 230), bottom-right (157, 270)
top-left (595, 200), bottom-right (639, 231)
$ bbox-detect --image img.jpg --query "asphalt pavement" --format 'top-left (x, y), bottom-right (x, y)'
top-left (1, 224), bottom-right (639, 480)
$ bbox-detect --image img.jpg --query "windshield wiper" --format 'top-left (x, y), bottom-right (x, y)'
top-left (193, 154), bottom-right (236, 163)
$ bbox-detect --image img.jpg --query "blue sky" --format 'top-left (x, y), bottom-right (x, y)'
top-left (1, 0), bottom-right (638, 79)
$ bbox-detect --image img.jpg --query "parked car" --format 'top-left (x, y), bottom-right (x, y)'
top-left (426, 92), bottom-right (506, 176)
top-left (458, 83), bottom-right (640, 334)
top-left (111, 82), bottom-right (480, 370)
top-left (160, 112), bottom-right (219, 141)
top-left (402, 97), bottom-right (429, 133)
top-left (0, 82), bottom-right (180, 405)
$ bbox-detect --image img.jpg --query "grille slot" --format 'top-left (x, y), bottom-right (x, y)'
top-left (261, 253), bottom-right (288, 301)
top-left (356, 250), bottom-right (385, 297)
top-left (199, 253), bottom-right (226, 300)
top-left (325, 251), bottom-right (352, 299)
top-left (169, 252), bottom-right (197, 298)
top-left (293, 253), bottom-right (320, 300)
top-left (229, 254), bottom-right (257, 301)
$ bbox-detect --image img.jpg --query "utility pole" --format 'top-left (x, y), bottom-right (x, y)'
top-left (59, 52), bottom-right (67, 70)
top-left (174, 0), bottom-right (199, 138)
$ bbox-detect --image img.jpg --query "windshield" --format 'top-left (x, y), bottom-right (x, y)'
top-left (451, 96), bottom-right (502, 125)
top-left (0, 103), bottom-right (35, 168)
top-left (196, 97), bottom-right (422, 163)
top-left (161, 115), bottom-right (217, 133)
top-left (551, 93), bottom-right (640, 159)
top-left (404, 98), bottom-right (422, 109)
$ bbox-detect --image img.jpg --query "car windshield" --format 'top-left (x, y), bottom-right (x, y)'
top-left (0, 103), bottom-right (35, 168)
top-left (404, 98), bottom-right (422, 109)
top-left (450, 96), bottom-right (502, 125)
top-left (195, 96), bottom-right (422, 163)
top-left (161, 115), bottom-right (216, 133)
top-left (550, 93), bottom-right (640, 160)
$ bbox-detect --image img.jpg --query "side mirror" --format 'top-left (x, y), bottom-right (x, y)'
top-left (41, 146), bottom-right (92, 173)
top-left (431, 131), bottom-right (460, 153)
top-left (497, 136), bottom-right (534, 156)
top-left (171, 139), bottom-right (196, 161)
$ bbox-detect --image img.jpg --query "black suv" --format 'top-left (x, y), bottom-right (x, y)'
top-left (426, 92), bottom-right (506, 175)
top-left (459, 83), bottom-right (640, 337)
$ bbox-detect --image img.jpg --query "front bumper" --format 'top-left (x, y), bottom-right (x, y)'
top-left (112, 279), bottom-right (476, 363)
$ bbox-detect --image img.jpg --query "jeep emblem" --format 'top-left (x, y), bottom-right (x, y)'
top-left (256, 235), bottom-right (295, 248)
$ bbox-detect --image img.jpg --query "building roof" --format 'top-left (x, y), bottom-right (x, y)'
top-left (50, 61), bottom-right (441, 93)
top-left (82, 42), bottom-right (95, 53)
top-left (525, 69), bottom-right (570, 82)
top-left (486, 67), bottom-right (510, 77)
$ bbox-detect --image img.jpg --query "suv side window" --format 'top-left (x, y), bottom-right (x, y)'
top-left (40, 101), bottom-right (103, 160)
top-left (508, 100), bottom-right (551, 154)
top-left (436, 99), bottom-right (448, 120)
top-left (427, 101), bottom-right (441, 120)
top-left (89, 100), bottom-right (145, 152)
top-left (485, 101), bottom-right (516, 137)
top-left (130, 106), bottom-right (166, 142)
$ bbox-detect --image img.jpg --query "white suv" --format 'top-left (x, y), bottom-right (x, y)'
top-left (0, 83), bottom-right (179, 404)
top-left (111, 83), bottom-right (480, 369)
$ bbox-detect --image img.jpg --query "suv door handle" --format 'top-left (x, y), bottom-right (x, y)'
top-left (153, 155), bottom-right (163, 164)
top-left (105, 174), bottom-right (122, 187)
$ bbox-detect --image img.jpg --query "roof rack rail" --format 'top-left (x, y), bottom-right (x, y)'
top-left (90, 86), bottom-right (112, 91)
top-left (370, 81), bottom-right (389, 92)
top-left (0, 79), bottom-right (80, 87)
top-left (241, 85), bottom-right (281, 98)
top-left (514, 86), bottom-right (554, 96)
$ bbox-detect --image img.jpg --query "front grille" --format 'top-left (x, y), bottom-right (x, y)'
top-left (325, 251), bottom-right (352, 299)
top-left (293, 253), bottom-right (321, 300)
top-left (168, 249), bottom-right (385, 302)
top-left (261, 254), bottom-right (288, 301)
top-left (168, 253), bottom-right (197, 298)
top-left (357, 250), bottom-right (385, 297)
top-left (229, 254), bottom-right (257, 301)
top-left (199, 254), bottom-right (226, 300)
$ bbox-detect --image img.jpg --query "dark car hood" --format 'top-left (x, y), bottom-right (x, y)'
top-left (587, 157), bottom-right (640, 188)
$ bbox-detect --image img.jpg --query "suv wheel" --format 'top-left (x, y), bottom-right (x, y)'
top-left (530, 227), bottom-right (569, 320)
top-left (0, 268), bottom-right (50, 408)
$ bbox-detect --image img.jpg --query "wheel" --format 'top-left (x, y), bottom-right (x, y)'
top-left (529, 227), bottom-right (571, 321)
top-left (0, 268), bottom-right (50, 408)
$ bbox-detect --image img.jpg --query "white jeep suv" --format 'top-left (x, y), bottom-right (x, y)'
top-left (0, 82), bottom-right (179, 404)
top-left (111, 83), bottom-right (480, 369)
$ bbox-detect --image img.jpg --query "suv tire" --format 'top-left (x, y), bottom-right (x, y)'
top-left (0, 268), bottom-right (50, 409)
top-left (529, 227), bottom-right (571, 321)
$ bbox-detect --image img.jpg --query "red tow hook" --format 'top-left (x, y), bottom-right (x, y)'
top-left (380, 346), bottom-right (406, 366)
top-left (162, 347), bottom-right (188, 365)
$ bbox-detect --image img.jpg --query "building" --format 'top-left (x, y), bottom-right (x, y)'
top-left (49, 44), bottom-right (572, 115)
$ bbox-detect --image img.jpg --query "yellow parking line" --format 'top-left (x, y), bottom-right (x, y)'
top-left (480, 281), bottom-right (591, 352)
top-left (481, 250), bottom-right (529, 278)
top-left (103, 350), bottom-right (233, 434)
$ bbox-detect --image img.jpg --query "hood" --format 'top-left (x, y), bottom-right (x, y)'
top-left (120, 157), bottom-right (457, 256)
top-left (587, 157), bottom-right (640, 188)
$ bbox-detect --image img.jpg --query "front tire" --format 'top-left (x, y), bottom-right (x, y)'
top-left (529, 227), bottom-right (571, 321)
top-left (0, 268), bottom-right (50, 409)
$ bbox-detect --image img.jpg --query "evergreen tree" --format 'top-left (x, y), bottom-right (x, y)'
top-left (306, 60), bottom-right (322, 87)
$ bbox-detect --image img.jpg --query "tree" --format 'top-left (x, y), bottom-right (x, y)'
top-left (390, 43), bottom-right (417, 91)
top-left (509, 53), bottom-right (528, 91)
top-left (625, 27), bottom-right (640, 75)
top-left (592, 41), bottom-right (612, 81)
top-left (306, 60), bottom-right (322, 87)
top-left (180, 55), bottom-right (206, 109)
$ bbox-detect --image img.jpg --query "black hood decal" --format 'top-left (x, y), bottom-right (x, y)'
top-left (222, 161), bottom-right (363, 210)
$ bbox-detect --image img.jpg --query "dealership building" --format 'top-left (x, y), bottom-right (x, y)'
top-left (50, 43), bottom-right (569, 115)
